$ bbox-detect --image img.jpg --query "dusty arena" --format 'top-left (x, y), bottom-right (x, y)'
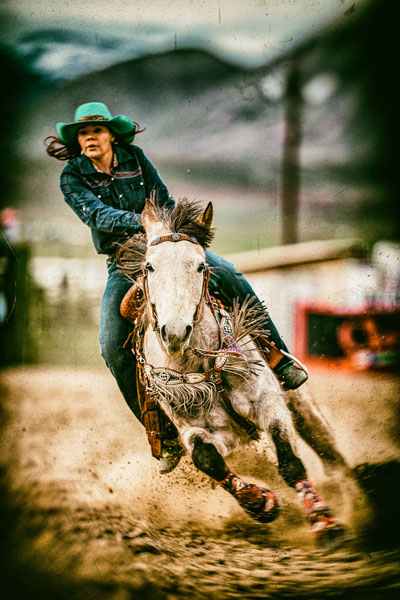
top-left (0, 365), bottom-right (399, 599)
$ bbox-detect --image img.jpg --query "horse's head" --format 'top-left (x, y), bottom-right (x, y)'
top-left (141, 198), bottom-right (214, 357)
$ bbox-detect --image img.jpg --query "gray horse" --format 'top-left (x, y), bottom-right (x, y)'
top-left (118, 198), bottom-right (349, 550)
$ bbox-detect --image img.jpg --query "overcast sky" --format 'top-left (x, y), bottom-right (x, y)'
top-left (2, 0), bottom-right (359, 26)
top-left (1, 0), bottom-right (368, 67)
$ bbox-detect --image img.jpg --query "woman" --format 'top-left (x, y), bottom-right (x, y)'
top-left (45, 102), bottom-right (308, 471)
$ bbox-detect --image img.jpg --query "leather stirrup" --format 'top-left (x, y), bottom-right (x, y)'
top-left (253, 335), bottom-right (286, 370)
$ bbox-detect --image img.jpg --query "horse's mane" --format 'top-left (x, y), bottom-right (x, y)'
top-left (157, 198), bottom-right (216, 248)
top-left (116, 198), bottom-right (216, 280)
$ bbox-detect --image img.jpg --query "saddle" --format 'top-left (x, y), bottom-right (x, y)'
top-left (120, 281), bottom-right (287, 459)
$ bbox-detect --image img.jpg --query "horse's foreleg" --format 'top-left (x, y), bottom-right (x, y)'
top-left (191, 436), bottom-right (279, 523)
top-left (270, 421), bottom-right (348, 549)
top-left (191, 435), bottom-right (229, 481)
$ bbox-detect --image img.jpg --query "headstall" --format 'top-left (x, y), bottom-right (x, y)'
top-left (149, 232), bottom-right (199, 246)
top-left (135, 232), bottom-right (259, 438)
top-left (142, 233), bottom-right (210, 333)
top-left (134, 302), bottom-right (258, 439)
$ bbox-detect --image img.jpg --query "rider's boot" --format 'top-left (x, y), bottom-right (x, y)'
top-left (254, 335), bottom-right (308, 391)
top-left (218, 470), bottom-right (279, 523)
top-left (275, 362), bottom-right (308, 390)
top-left (295, 479), bottom-right (348, 549)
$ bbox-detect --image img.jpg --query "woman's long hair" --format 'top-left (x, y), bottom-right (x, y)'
top-left (44, 120), bottom-right (145, 161)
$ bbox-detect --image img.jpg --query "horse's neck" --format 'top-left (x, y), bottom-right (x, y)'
top-left (143, 305), bottom-right (220, 371)
top-left (191, 305), bottom-right (221, 353)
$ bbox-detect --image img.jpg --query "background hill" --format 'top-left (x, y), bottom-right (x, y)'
top-left (5, 0), bottom-right (398, 254)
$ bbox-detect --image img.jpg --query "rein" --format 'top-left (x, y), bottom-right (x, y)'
top-left (190, 292), bottom-right (245, 361)
top-left (136, 232), bottom-right (259, 439)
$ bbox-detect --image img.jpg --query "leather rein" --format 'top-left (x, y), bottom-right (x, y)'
top-left (136, 232), bottom-right (259, 440)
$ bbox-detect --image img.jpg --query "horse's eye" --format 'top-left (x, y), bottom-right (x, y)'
top-left (145, 263), bottom-right (154, 272)
top-left (197, 263), bottom-right (206, 273)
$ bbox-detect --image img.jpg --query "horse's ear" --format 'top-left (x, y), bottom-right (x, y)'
top-left (195, 202), bottom-right (213, 229)
top-left (142, 197), bottom-right (159, 230)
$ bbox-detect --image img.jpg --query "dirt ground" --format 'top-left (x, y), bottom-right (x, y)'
top-left (0, 365), bottom-right (399, 599)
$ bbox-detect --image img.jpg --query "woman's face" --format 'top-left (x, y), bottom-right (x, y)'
top-left (77, 124), bottom-right (115, 160)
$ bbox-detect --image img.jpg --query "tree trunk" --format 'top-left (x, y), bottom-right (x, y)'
top-left (281, 61), bottom-right (302, 245)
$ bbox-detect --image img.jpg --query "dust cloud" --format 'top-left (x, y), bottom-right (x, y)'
top-left (0, 365), bottom-right (399, 599)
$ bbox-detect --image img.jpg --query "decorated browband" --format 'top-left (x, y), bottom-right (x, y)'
top-left (149, 233), bottom-right (199, 246)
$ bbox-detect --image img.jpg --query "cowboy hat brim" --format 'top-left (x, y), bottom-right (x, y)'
top-left (56, 115), bottom-right (136, 145)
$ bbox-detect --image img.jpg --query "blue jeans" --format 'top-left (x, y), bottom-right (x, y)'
top-left (99, 252), bottom-right (290, 422)
top-left (206, 250), bottom-right (290, 357)
top-left (99, 259), bottom-right (142, 420)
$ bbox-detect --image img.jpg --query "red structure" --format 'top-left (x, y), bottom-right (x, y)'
top-left (294, 302), bottom-right (400, 371)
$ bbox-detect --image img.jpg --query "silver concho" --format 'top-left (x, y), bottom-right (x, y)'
top-left (186, 373), bottom-right (207, 384)
top-left (215, 355), bottom-right (228, 370)
top-left (220, 316), bottom-right (233, 336)
top-left (207, 370), bottom-right (220, 383)
top-left (156, 369), bottom-right (171, 384)
top-left (144, 364), bottom-right (153, 377)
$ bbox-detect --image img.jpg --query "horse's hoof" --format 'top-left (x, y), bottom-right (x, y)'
top-left (312, 518), bottom-right (350, 552)
top-left (158, 446), bottom-right (183, 474)
top-left (253, 488), bottom-right (280, 523)
top-left (236, 485), bottom-right (280, 524)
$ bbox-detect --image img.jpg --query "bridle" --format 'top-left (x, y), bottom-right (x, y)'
top-left (137, 231), bottom-right (259, 440)
top-left (141, 232), bottom-right (210, 334)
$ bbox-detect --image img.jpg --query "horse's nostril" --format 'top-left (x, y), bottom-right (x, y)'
top-left (161, 323), bottom-right (192, 349)
top-left (182, 325), bottom-right (193, 344)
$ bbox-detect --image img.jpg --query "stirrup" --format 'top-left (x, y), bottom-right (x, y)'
top-left (276, 349), bottom-right (309, 377)
top-left (254, 336), bottom-right (308, 373)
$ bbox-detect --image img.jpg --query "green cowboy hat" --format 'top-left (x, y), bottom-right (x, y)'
top-left (56, 102), bottom-right (136, 145)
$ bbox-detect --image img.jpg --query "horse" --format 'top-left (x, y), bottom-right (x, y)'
top-left (117, 198), bottom-right (348, 550)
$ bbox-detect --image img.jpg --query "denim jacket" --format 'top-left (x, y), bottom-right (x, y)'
top-left (60, 144), bottom-right (175, 255)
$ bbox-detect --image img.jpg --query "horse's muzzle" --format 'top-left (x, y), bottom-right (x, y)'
top-left (161, 323), bottom-right (193, 356)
